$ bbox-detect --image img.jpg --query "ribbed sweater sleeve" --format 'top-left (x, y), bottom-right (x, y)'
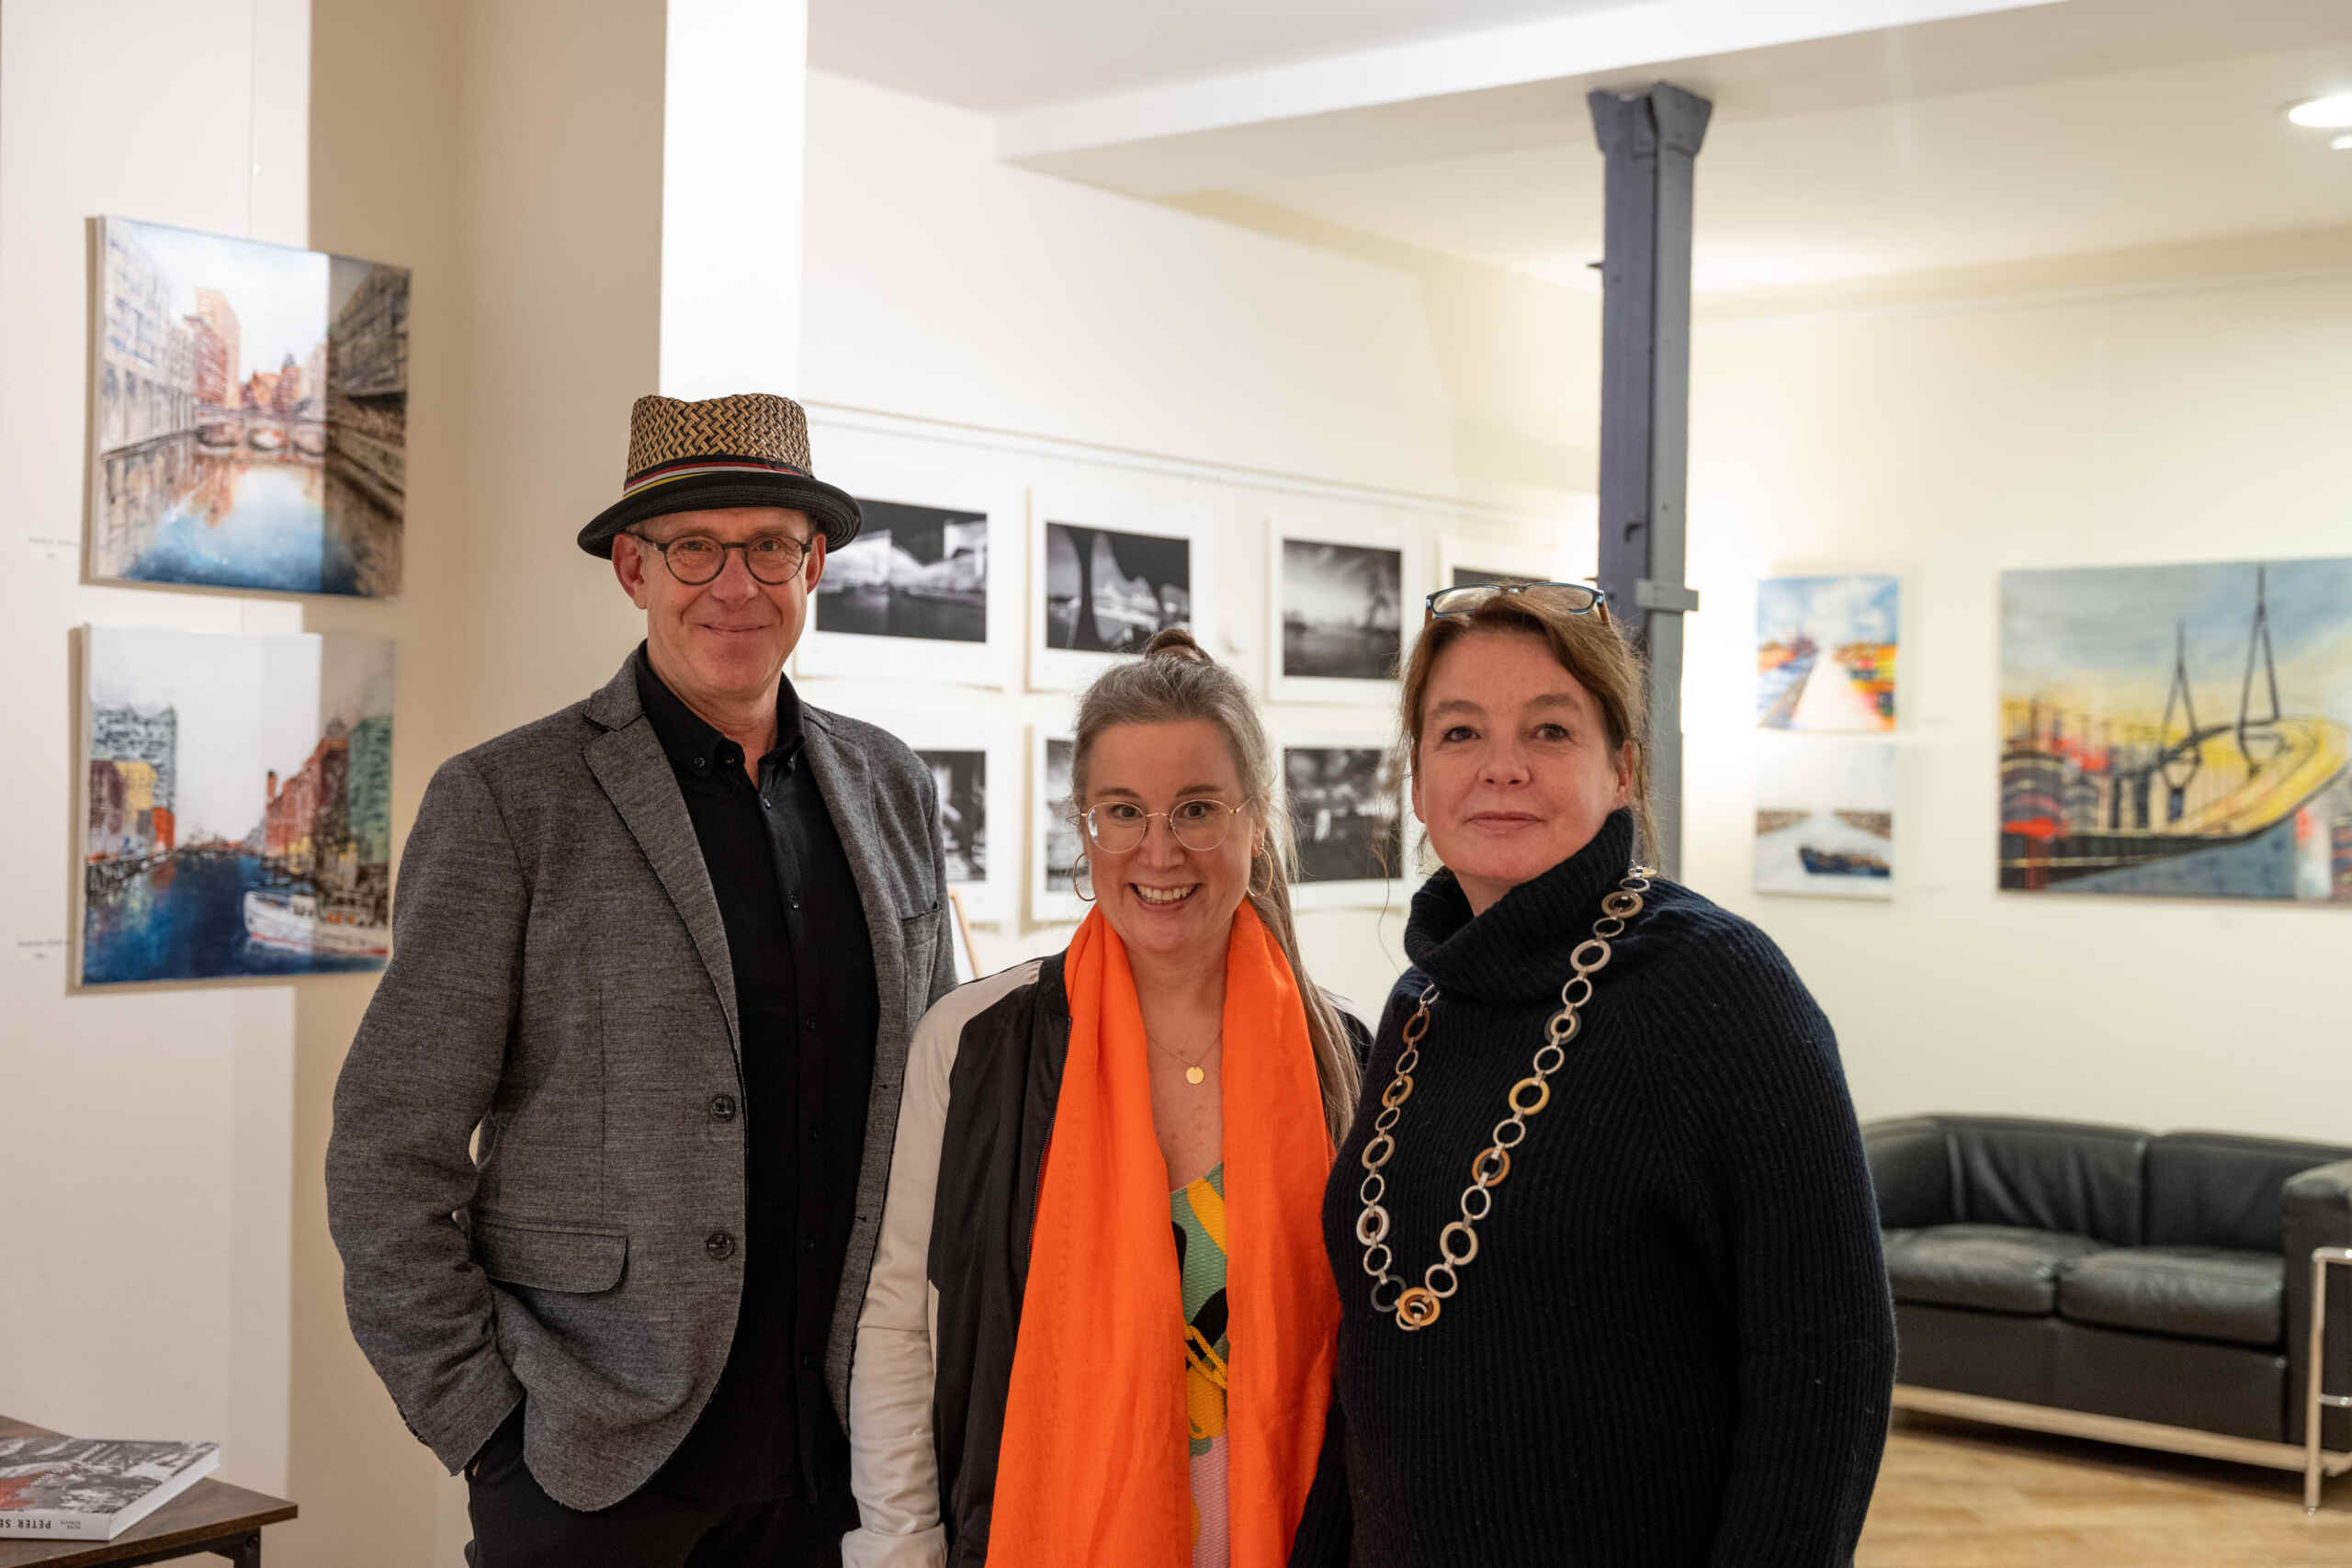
top-left (1640, 919), bottom-right (1896, 1566)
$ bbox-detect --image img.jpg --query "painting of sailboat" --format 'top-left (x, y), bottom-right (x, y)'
top-left (1758, 575), bottom-right (1897, 730)
top-left (80, 626), bottom-right (396, 985)
top-left (1998, 558), bottom-right (2352, 900)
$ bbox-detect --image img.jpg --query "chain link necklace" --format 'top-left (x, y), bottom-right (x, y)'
top-left (1356, 866), bottom-right (1653, 1332)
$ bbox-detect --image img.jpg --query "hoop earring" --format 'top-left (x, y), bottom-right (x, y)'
top-left (1073, 853), bottom-right (1097, 904)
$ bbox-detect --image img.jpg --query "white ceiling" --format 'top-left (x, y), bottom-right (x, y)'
top-left (1237, 42), bottom-right (2352, 294)
top-left (812, 0), bottom-right (2352, 296)
top-left (807, 0), bottom-right (1628, 115)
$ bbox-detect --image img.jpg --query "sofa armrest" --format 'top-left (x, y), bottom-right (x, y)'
top-left (1863, 1116), bottom-right (1952, 1231)
top-left (2285, 1158), bottom-right (2352, 1448)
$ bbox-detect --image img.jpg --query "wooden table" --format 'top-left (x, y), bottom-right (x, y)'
top-left (0, 1418), bottom-right (296, 1568)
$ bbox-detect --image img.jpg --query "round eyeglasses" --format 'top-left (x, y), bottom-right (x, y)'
top-left (1079, 798), bottom-right (1247, 854)
top-left (629, 529), bottom-right (813, 586)
top-left (1424, 581), bottom-right (1608, 622)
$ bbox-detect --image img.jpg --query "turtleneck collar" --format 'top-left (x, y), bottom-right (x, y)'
top-left (1405, 808), bottom-right (1639, 1004)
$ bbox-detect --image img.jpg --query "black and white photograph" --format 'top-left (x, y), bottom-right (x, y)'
top-left (1031, 731), bottom-right (1088, 923)
top-left (795, 434), bottom-right (1017, 687)
top-left (1268, 515), bottom-right (1424, 703)
top-left (916, 748), bottom-right (988, 885)
top-left (816, 499), bottom-right (988, 643)
top-left (1043, 522), bottom-right (1191, 653)
top-left (1283, 540), bottom-right (1401, 681)
top-left (1439, 532), bottom-right (1570, 605)
top-left (1284, 745), bottom-right (1403, 893)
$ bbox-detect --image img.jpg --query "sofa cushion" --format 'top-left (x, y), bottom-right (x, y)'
top-left (1944, 1117), bottom-right (2147, 1247)
top-left (2144, 1132), bottom-right (2352, 1253)
top-left (1883, 1224), bottom-right (2108, 1315)
top-left (2056, 1246), bottom-right (2284, 1348)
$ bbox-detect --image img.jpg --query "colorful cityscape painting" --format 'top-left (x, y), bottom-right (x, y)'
top-left (2000, 558), bottom-right (2352, 901)
top-left (81, 627), bottom-right (396, 985)
top-left (90, 217), bottom-right (408, 597)
top-left (1757, 574), bottom-right (1898, 730)
top-left (1755, 741), bottom-right (1895, 898)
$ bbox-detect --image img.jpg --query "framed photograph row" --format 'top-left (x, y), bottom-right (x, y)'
top-left (798, 432), bottom-right (1577, 703)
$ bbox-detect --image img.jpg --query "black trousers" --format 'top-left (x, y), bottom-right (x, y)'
top-left (464, 1407), bottom-right (858, 1568)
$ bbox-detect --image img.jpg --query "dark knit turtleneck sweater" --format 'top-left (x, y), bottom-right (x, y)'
top-left (1290, 810), bottom-right (1894, 1568)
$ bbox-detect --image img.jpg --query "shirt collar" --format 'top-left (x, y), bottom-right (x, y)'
top-left (633, 642), bottom-right (804, 779)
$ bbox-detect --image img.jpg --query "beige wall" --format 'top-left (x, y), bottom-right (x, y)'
top-left (1677, 248), bottom-right (2352, 1143)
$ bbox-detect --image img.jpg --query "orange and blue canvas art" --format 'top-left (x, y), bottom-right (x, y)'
top-left (1757, 574), bottom-right (1897, 731)
top-left (1999, 558), bottom-right (2352, 901)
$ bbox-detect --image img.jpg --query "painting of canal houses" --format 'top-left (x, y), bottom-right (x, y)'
top-left (1757, 574), bottom-right (1898, 730)
top-left (80, 627), bottom-right (396, 985)
top-left (1755, 741), bottom-right (1895, 898)
top-left (89, 218), bottom-right (407, 597)
top-left (1999, 558), bottom-right (2352, 901)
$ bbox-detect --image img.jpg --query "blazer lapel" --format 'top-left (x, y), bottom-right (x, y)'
top-left (801, 715), bottom-right (903, 1020)
top-left (582, 656), bottom-right (741, 1066)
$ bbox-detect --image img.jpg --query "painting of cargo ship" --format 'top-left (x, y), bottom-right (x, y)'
top-left (1755, 742), bottom-right (1895, 898)
top-left (1757, 574), bottom-right (1897, 731)
top-left (80, 627), bottom-right (396, 985)
top-left (1999, 558), bottom-right (2352, 901)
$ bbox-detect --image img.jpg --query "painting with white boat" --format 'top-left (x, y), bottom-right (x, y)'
top-left (1999, 558), bottom-right (2352, 901)
top-left (89, 217), bottom-right (408, 597)
top-left (1754, 740), bottom-right (1895, 899)
top-left (79, 626), bottom-right (395, 986)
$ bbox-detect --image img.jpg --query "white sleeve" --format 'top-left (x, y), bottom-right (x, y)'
top-left (842, 985), bottom-right (971, 1568)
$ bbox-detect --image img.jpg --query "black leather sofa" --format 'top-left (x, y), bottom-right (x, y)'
top-left (1864, 1115), bottom-right (2352, 1473)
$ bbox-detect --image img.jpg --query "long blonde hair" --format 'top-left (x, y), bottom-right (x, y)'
top-left (1070, 629), bottom-right (1361, 1144)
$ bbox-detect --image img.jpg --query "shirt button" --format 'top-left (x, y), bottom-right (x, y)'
top-left (705, 1231), bottom-right (735, 1260)
top-left (709, 1094), bottom-right (737, 1121)
top-left (691, 756), bottom-right (708, 773)
top-left (761, 795), bottom-right (773, 809)
top-left (803, 1020), bottom-right (816, 1032)
top-left (803, 1239), bottom-right (817, 1254)
top-left (797, 1352), bottom-right (812, 1369)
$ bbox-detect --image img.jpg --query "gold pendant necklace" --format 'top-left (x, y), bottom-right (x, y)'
top-left (1148, 1033), bottom-right (1215, 1086)
top-left (1357, 867), bottom-right (1652, 1331)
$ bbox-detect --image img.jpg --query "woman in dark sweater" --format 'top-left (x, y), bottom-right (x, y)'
top-left (1291, 583), bottom-right (1895, 1567)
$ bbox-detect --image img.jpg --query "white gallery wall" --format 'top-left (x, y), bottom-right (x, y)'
top-left (1678, 251), bottom-right (2352, 1144)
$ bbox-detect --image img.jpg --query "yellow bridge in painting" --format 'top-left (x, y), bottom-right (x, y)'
top-left (2163, 717), bottom-right (2351, 840)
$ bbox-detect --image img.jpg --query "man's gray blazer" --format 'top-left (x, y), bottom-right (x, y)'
top-left (325, 652), bottom-right (956, 1511)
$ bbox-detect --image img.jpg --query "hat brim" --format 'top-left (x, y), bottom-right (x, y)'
top-left (577, 471), bottom-right (863, 558)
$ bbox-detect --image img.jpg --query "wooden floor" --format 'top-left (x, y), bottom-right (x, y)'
top-left (1858, 1413), bottom-right (2352, 1567)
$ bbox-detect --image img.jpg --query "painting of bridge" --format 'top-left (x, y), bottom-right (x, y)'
top-left (1758, 574), bottom-right (1897, 731)
top-left (1998, 558), bottom-right (2352, 901)
top-left (89, 217), bottom-right (407, 597)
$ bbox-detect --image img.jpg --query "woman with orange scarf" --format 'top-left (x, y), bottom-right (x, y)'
top-left (842, 630), bottom-right (1364, 1568)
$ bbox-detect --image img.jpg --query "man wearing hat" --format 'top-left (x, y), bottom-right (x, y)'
top-left (327, 393), bottom-right (956, 1564)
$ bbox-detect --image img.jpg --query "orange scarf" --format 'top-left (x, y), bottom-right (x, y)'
top-left (986, 904), bottom-right (1340, 1567)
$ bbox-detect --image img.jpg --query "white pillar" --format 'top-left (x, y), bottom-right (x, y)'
top-left (661, 0), bottom-right (808, 400)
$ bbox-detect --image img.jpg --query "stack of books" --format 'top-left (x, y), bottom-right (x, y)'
top-left (0, 1434), bottom-right (220, 1540)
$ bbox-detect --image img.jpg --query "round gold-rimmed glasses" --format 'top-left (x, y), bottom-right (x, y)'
top-left (1079, 797), bottom-right (1248, 854)
top-left (628, 529), bottom-right (813, 586)
top-left (1424, 581), bottom-right (1608, 623)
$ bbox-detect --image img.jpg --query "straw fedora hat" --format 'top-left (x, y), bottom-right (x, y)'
top-left (577, 392), bottom-right (863, 557)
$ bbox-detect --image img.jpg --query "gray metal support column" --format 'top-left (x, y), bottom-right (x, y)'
top-left (1589, 83), bottom-right (1711, 876)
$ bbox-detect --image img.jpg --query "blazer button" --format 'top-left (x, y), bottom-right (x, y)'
top-left (706, 1231), bottom-right (735, 1260)
top-left (710, 1094), bottom-right (737, 1121)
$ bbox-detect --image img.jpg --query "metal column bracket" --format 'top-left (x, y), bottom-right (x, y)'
top-left (1589, 82), bottom-right (1711, 877)
top-left (2311, 1246), bottom-right (2352, 1512)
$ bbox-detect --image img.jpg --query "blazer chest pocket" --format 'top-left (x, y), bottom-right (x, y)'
top-left (473, 1216), bottom-right (628, 1294)
top-left (900, 906), bottom-right (944, 1007)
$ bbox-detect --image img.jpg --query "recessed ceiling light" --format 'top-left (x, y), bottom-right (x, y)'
top-left (2335, 133), bottom-right (2352, 151)
top-left (2287, 93), bottom-right (2352, 128)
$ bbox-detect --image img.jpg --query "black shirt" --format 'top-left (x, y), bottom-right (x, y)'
top-left (1292, 809), bottom-right (1894, 1566)
top-left (634, 647), bottom-right (879, 1503)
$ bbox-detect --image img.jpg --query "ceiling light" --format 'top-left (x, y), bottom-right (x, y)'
top-left (2335, 134), bottom-right (2352, 152)
top-left (2286, 93), bottom-right (2352, 128)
